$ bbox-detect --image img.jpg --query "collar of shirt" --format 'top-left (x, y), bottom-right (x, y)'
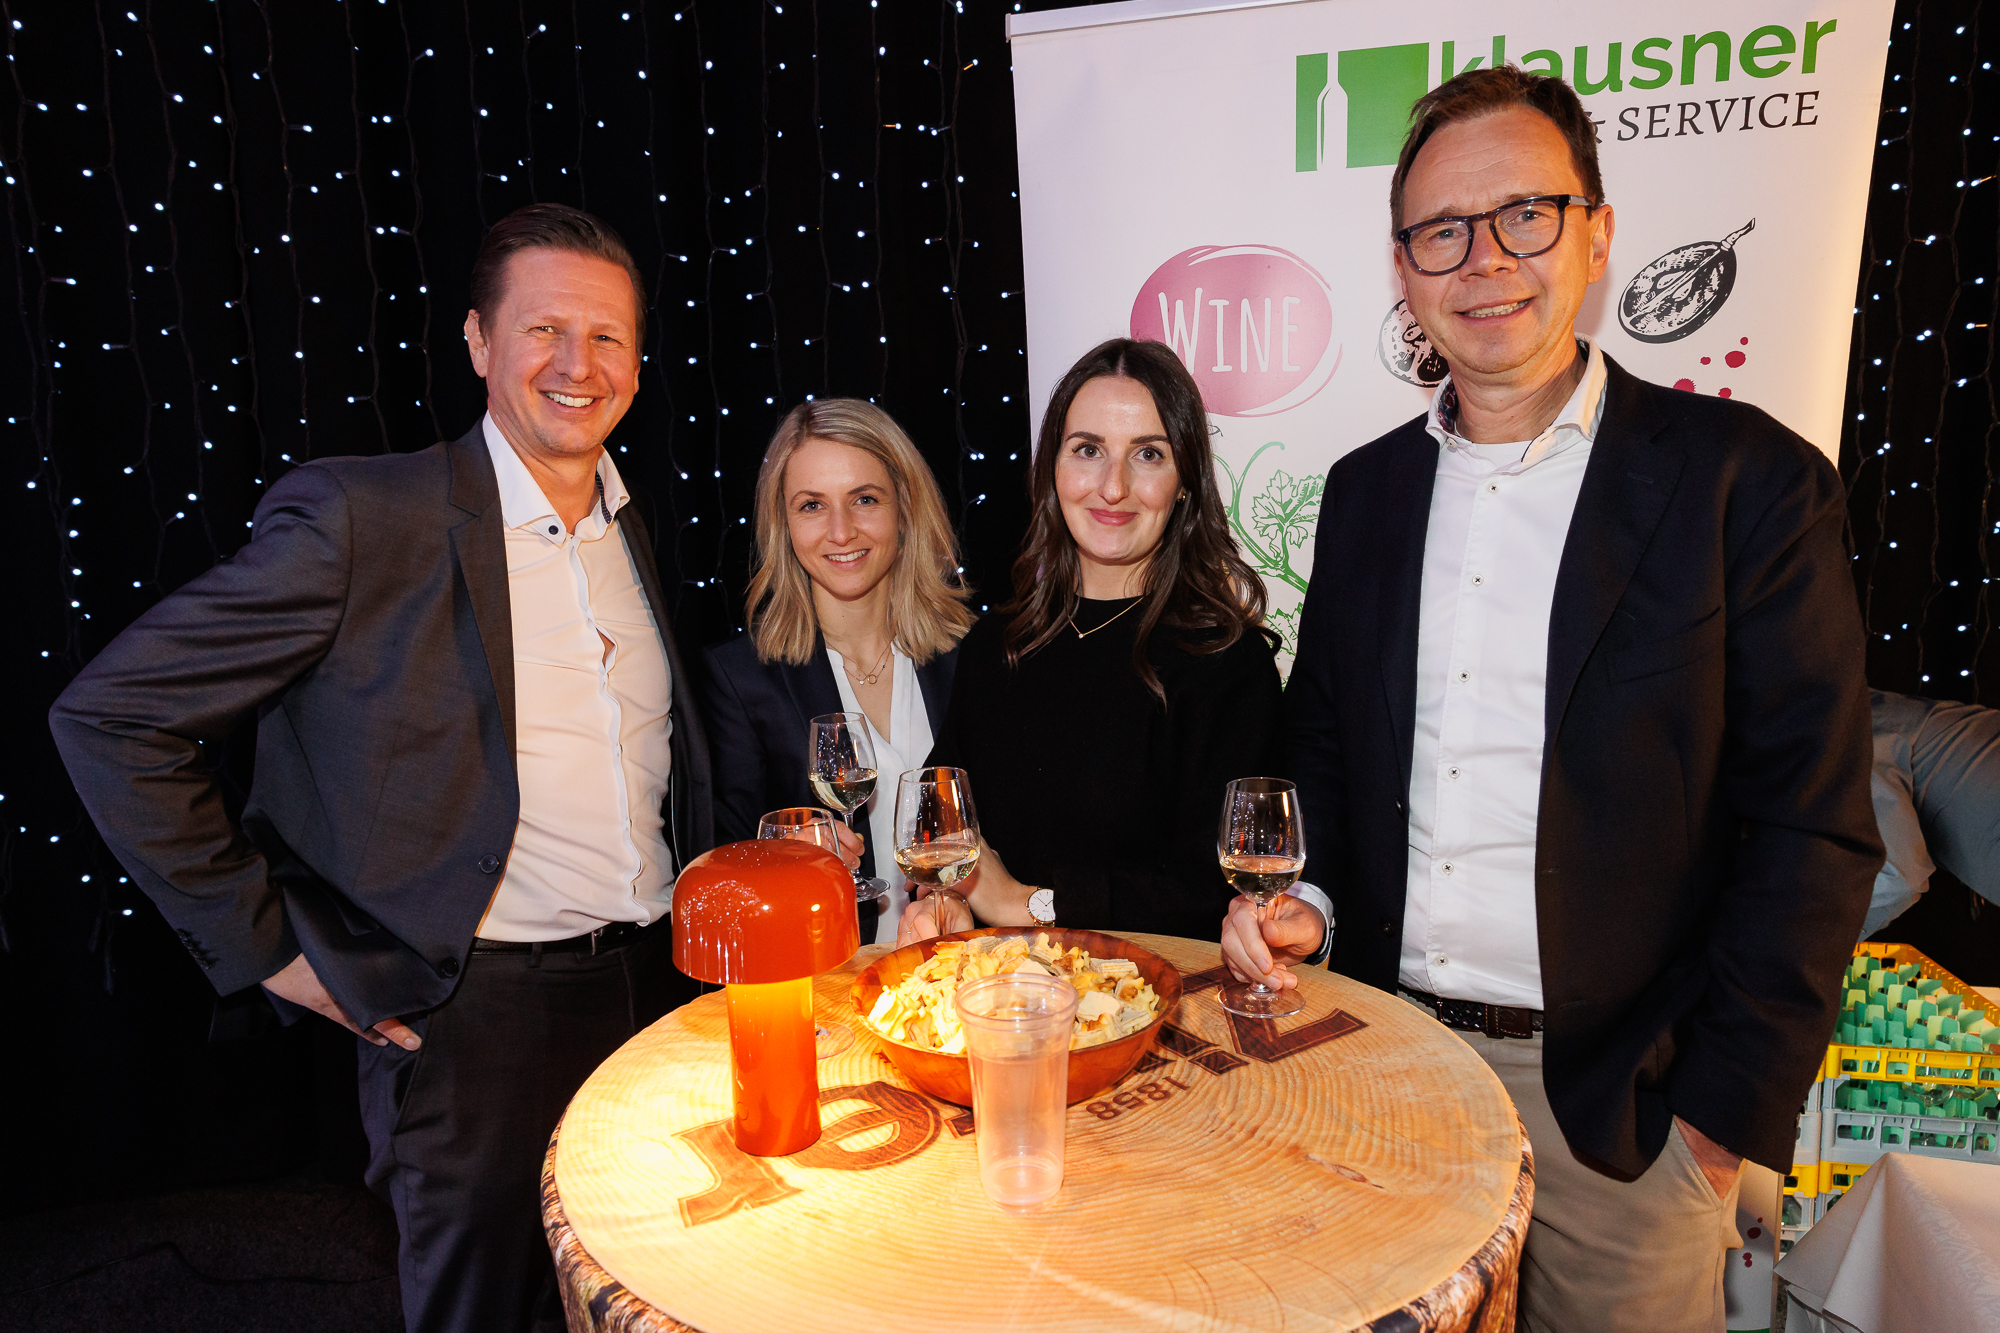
top-left (1423, 337), bottom-right (1608, 473)
top-left (481, 412), bottom-right (629, 546)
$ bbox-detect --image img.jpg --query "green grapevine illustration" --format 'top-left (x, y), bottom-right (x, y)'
top-left (1217, 440), bottom-right (1319, 666)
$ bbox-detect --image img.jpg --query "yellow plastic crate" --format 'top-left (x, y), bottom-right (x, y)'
top-left (1824, 943), bottom-right (2000, 1088)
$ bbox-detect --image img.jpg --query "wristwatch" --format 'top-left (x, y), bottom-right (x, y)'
top-left (1027, 888), bottom-right (1056, 927)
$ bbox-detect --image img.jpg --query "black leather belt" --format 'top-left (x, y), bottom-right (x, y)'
top-left (472, 919), bottom-right (657, 956)
top-left (1400, 985), bottom-right (1543, 1039)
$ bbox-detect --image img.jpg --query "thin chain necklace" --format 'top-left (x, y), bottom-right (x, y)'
top-left (1070, 597), bottom-right (1141, 640)
top-left (840, 641), bottom-right (893, 686)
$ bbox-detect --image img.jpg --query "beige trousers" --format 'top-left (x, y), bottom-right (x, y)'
top-left (1452, 1025), bottom-right (1741, 1333)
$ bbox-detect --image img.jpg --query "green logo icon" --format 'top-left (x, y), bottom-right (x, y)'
top-left (1297, 43), bottom-right (1429, 171)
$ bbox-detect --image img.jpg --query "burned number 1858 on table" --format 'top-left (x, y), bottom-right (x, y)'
top-left (1084, 1076), bottom-right (1191, 1121)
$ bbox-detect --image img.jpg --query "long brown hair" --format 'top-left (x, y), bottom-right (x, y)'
top-left (745, 398), bottom-right (974, 667)
top-left (1002, 338), bottom-right (1272, 701)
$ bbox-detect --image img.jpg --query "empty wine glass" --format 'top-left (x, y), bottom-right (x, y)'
top-left (1217, 776), bottom-right (1307, 1019)
top-left (894, 767), bottom-right (981, 935)
top-left (757, 806), bottom-right (842, 856)
top-left (807, 712), bottom-right (887, 902)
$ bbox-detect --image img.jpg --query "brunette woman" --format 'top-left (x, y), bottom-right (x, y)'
top-left (902, 339), bottom-right (1322, 945)
top-left (703, 399), bottom-right (975, 943)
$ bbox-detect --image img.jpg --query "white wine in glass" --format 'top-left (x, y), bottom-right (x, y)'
top-left (894, 767), bottom-right (981, 933)
top-left (1217, 776), bottom-right (1307, 1019)
top-left (807, 712), bottom-right (888, 902)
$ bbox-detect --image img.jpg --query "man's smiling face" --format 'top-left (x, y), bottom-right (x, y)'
top-left (464, 247), bottom-right (641, 464)
top-left (1393, 105), bottom-right (1612, 387)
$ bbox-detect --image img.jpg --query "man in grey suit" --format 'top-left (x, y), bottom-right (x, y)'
top-left (51, 203), bottom-right (713, 1333)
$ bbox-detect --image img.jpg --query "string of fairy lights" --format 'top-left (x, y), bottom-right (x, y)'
top-left (0, 0), bottom-right (1994, 991)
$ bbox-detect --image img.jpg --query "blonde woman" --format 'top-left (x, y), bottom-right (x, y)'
top-left (702, 398), bottom-right (975, 942)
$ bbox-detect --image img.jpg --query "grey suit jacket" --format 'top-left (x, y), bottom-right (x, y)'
top-left (49, 425), bottom-right (715, 1032)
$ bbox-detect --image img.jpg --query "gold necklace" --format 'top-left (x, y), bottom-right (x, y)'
top-left (840, 642), bottom-right (892, 686)
top-left (1070, 598), bottom-right (1142, 640)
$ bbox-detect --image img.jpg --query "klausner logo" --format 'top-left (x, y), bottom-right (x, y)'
top-left (1298, 21), bottom-right (1840, 170)
top-left (1129, 245), bottom-right (1340, 418)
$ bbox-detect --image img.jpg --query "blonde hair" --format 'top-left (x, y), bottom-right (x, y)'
top-left (746, 399), bottom-right (975, 666)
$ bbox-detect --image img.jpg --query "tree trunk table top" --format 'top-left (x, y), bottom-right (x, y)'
top-left (543, 932), bottom-right (1532, 1333)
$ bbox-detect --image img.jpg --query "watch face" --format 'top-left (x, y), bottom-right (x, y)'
top-left (1028, 889), bottom-right (1055, 923)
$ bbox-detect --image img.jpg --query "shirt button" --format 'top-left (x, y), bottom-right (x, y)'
top-left (1486, 482), bottom-right (1499, 493)
top-left (1447, 766), bottom-right (1461, 779)
top-left (478, 854), bottom-right (501, 874)
top-left (1456, 670), bottom-right (1471, 683)
top-left (1435, 955), bottom-right (1449, 968)
top-left (547, 524), bottom-right (559, 535)
top-left (1439, 862), bottom-right (1455, 876)
top-left (437, 957), bottom-right (460, 979)
top-left (1470, 575), bottom-right (1484, 586)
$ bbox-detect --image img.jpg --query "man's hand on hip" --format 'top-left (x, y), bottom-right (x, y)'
top-left (1675, 1115), bottom-right (1743, 1200)
top-left (264, 952), bottom-right (421, 1050)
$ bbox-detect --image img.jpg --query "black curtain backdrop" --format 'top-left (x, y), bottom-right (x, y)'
top-left (0, 0), bottom-right (1993, 1212)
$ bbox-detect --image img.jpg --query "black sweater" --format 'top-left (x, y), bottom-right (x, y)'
top-left (929, 597), bottom-right (1284, 942)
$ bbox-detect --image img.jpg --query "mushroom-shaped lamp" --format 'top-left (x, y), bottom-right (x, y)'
top-left (673, 839), bottom-right (860, 1155)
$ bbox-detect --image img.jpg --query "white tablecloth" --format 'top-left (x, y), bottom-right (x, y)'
top-left (1775, 1151), bottom-right (2000, 1332)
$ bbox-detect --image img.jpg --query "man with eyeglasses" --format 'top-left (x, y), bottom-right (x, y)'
top-left (1224, 66), bottom-right (1878, 1331)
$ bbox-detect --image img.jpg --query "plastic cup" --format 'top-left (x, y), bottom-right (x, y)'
top-left (954, 971), bottom-right (1078, 1209)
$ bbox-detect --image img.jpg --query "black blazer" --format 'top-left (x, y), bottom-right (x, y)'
top-left (701, 632), bottom-right (956, 883)
top-left (49, 425), bottom-right (715, 1032)
top-left (1284, 356), bottom-right (1881, 1177)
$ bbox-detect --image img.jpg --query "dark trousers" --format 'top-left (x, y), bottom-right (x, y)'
top-left (356, 921), bottom-right (701, 1333)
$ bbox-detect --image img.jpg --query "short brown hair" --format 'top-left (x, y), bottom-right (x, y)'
top-left (1389, 66), bottom-right (1604, 230)
top-left (745, 398), bottom-right (975, 667)
top-left (468, 203), bottom-right (648, 345)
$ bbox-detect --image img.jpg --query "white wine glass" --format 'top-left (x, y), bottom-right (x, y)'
top-left (756, 805), bottom-right (857, 1059)
top-left (893, 767), bottom-right (982, 934)
top-left (807, 712), bottom-right (887, 902)
top-left (1217, 776), bottom-right (1307, 1019)
top-left (756, 806), bottom-right (841, 855)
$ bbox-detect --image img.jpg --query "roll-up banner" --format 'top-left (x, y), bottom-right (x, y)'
top-left (1008, 0), bottom-right (1893, 661)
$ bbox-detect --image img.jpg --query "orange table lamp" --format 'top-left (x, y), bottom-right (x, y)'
top-left (673, 840), bottom-right (860, 1156)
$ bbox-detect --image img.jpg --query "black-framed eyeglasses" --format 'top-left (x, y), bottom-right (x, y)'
top-left (1393, 195), bottom-right (1602, 276)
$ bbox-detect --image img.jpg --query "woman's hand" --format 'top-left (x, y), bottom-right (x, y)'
top-left (832, 820), bottom-right (863, 873)
top-left (960, 838), bottom-right (1037, 926)
top-left (1219, 894), bottom-right (1325, 991)
top-left (898, 889), bottom-right (974, 945)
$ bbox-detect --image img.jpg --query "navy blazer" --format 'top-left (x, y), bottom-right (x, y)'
top-left (50, 425), bottom-right (715, 1031)
top-left (1283, 356), bottom-right (1881, 1177)
top-left (702, 632), bottom-right (957, 887)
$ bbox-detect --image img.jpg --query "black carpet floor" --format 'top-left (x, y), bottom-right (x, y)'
top-left (0, 1171), bottom-right (402, 1332)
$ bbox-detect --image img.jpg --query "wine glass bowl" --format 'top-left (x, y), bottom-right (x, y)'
top-left (757, 806), bottom-right (841, 856)
top-left (893, 766), bottom-right (982, 894)
top-left (807, 712), bottom-right (888, 902)
top-left (1217, 776), bottom-right (1307, 1020)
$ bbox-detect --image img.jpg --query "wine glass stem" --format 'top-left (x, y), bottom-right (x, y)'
top-left (843, 808), bottom-right (866, 885)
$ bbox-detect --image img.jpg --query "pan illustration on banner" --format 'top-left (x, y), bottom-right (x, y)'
top-left (1377, 299), bottom-right (1449, 388)
top-left (1618, 220), bottom-right (1755, 343)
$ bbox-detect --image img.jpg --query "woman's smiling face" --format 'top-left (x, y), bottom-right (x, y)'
top-left (784, 437), bottom-right (901, 602)
top-left (1055, 375), bottom-right (1181, 595)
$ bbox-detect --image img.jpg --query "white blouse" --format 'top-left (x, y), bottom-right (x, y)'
top-left (826, 645), bottom-right (934, 945)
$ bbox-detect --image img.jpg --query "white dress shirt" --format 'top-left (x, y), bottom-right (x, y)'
top-left (828, 646), bottom-right (934, 946)
top-left (1399, 340), bottom-right (1609, 1009)
top-left (476, 415), bottom-right (675, 941)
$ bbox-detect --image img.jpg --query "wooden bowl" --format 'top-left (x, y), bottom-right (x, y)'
top-left (849, 927), bottom-right (1183, 1107)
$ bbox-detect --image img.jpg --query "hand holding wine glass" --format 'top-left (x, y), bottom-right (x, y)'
top-left (807, 712), bottom-right (887, 901)
top-left (1217, 776), bottom-right (1307, 1019)
top-left (893, 767), bottom-right (981, 940)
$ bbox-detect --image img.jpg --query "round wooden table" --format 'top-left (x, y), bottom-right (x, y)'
top-left (542, 933), bottom-right (1532, 1333)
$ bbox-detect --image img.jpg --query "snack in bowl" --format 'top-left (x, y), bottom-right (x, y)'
top-left (850, 927), bottom-right (1183, 1107)
top-left (863, 932), bottom-right (1162, 1054)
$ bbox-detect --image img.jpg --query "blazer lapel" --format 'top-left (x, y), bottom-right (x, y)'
top-left (782, 634), bottom-right (848, 729)
top-left (446, 426), bottom-right (516, 759)
top-left (1544, 358), bottom-right (1685, 742)
top-left (1377, 426), bottom-right (1440, 805)
top-left (915, 649), bottom-right (956, 732)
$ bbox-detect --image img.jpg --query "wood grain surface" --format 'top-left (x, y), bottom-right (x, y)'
top-left (546, 933), bottom-right (1532, 1333)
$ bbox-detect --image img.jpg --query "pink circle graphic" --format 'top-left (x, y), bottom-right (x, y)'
top-left (1128, 245), bottom-right (1340, 418)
